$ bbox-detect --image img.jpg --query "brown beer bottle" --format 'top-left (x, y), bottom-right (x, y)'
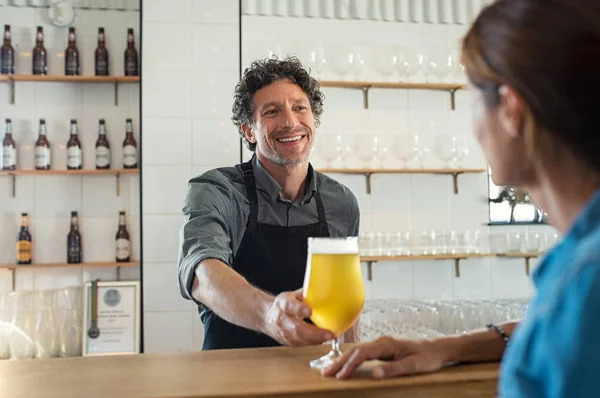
top-left (122, 118), bottom-right (137, 168)
top-left (124, 28), bottom-right (138, 76)
top-left (32, 26), bottom-right (48, 75)
top-left (95, 27), bottom-right (109, 76)
top-left (66, 119), bottom-right (82, 170)
top-left (115, 210), bottom-right (131, 262)
top-left (0, 25), bottom-right (15, 75)
top-left (65, 27), bottom-right (80, 76)
top-left (16, 213), bottom-right (32, 265)
top-left (67, 211), bottom-right (82, 264)
top-left (95, 119), bottom-right (111, 169)
top-left (2, 118), bottom-right (16, 171)
top-left (34, 119), bottom-right (51, 170)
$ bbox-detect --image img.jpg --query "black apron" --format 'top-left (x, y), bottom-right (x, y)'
top-left (201, 160), bottom-right (331, 350)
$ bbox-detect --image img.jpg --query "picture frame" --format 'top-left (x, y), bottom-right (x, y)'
top-left (82, 280), bottom-right (141, 356)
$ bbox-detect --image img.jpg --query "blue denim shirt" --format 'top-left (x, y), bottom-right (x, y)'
top-left (499, 190), bottom-right (600, 398)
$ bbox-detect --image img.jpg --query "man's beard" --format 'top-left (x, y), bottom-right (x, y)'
top-left (257, 128), bottom-right (313, 166)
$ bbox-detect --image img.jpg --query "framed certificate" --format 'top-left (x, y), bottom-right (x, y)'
top-left (82, 280), bottom-right (141, 356)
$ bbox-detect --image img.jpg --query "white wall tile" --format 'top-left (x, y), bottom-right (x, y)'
top-left (453, 258), bottom-right (492, 299)
top-left (82, 266), bottom-right (118, 283)
top-left (371, 261), bottom-right (413, 299)
top-left (14, 269), bottom-right (34, 292)
top-left (191, 70), bottom-right (239, 118)
top-left (0, 214), bottom-right (19, 263)
top-left (192, 118), bottom-right (239, 166)
top-left (128, 215), bottom-right (140, 261)
top-left (0, 175), bottom-right (35, 217)
top-left (81, 217), bottom-right (119, 263)
top-left (142, 166), bottom-right (192, 215)
top-left (82, 176), bottom-right (130, 217)
top-left (192, 0), bottom-right (239, 24)
top-left (142, 118), bottom-right (192, 166)
top-left (369, 174), bottom-right (411, 212)
top-left (33, 176), bottom-right (82, 218)
top-left (369, 211), bottom-right (411, 233)
top-left (34, 268), bottom-right (81, 290)
top-left (33, 216), bottom-right (69, 263)
top-left (142, 71), bottom-right (192, 118)
top-left (143, 23), bottom-right (192, 71)
top-left (412, 260), bottom-right (454, 299)
top-left (191, 311), bottom-right (205, 351)
top-left (143, 311), bottom-right (193, 353)
top-left (192, 24), bottom-right (239, 71)
top-left (490, 257), bottom-right (531, 299)
top-left (143, 262), bottom-right (194, 312)
top-left (143, 0), bottom-right (192, 23)
top-left (143, 215), bottom-right (184, 263)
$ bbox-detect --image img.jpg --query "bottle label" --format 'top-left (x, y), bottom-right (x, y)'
top-left (65, 56), bottom-right (79, 75)
top-left (116, 238), bottom-right (130, 260)
top-left (16, 241), bottom-right (32, 262)
top-left (1, 48), bottom-right (14, 74)
top-left (95, 146), bottom-right (110, 167)
top-left (2, 146), bottom-right (16, 168)
top-left (125, 56), bottom-right (138, 75)
top-left (67, 147), bottom-right (82, 168)
top-left (123, 145), bottom-right (137, 167)
top-left (95, 54), bottom-right (109, 75)
top-left (35, 146), bottom-right (51, 168)
top-left (33, 53), bottom-right (47, 75)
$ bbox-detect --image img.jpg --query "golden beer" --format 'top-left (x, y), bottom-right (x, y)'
top-left (304, 253), bottom-right (364, 336)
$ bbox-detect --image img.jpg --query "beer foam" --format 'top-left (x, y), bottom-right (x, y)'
top-left (308, 237), bottom-right (359, 254)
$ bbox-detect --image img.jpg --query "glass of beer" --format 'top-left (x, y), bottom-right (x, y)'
top-left (302, 237), bottom-right (365, 370)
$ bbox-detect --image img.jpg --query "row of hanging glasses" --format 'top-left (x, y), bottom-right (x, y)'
top-left (490, 231), bottom-right (560, 255)
top-left (360, 298), bottom-right (529, 341)
top-left (0, 287), bottom-right (83, 360)
top-left (318, 132), bottom-right (470, 169)
top-left (245, 41), bottom-right (466, 84)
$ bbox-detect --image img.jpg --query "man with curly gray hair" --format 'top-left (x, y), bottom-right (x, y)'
top-left (177, 56), bottom-right (360, 351)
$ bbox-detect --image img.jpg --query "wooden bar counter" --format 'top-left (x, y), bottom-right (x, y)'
top-left (0, 345), bottom-right (499, 398)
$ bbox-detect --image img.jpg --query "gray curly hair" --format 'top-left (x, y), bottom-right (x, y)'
top-left (231, 56), bottom-right (325, 151)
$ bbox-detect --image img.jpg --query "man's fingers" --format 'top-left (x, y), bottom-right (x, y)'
top-left (291, 320), bottom-right (334, 345)
top-left (278, 293), bottom-right (311, 318)
top-left (372, 356), bottom-right (422, 379)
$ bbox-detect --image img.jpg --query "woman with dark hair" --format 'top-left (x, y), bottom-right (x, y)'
top-left (325, 0), bottom-right (600, 396)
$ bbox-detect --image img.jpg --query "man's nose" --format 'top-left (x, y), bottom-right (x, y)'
top-left (281, 107), bottom-right (298, 129)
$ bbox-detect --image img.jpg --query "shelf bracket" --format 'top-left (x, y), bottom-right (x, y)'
top-left (116, 173), bottom-right (121, 196)
top-left (10, 173), bottom-right (16, 198)
top-left (454, 258), bottom-right (462, 278)
top-left (117, 266), bottom-right (121, 281)
top-left (362, 86), bottom-right (370, 109)
top-left (114, 82), bottom-right (119, 106)
top-left (451, 172), bottom-right (462, 194)
top-left (8, 77), bottom-right (15, 105)
top-left (449, 88), bottom-right (457, 111)
top-left (10, 269), bottom-right (16, 292)
top-left (367, 261), bottom-right (373, 281)
top-left (365, 172), bottom-right (373, 194)
top-left (525, 257), bottom-right (531, 276)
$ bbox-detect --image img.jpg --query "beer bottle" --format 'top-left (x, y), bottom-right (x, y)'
top-left (122, 118), bottom-right (137, 169)
top-left (0, 25), bottom-right (15, 75)
top-left (95, 119), bottom-right (111, 169)
top-left (124, 28), bottom-right (138, 76)
top-left (95, 27), bottom-right (109, 76)
top-left (16, 213), bottom-right (32, 265)
top-left (34, 119), bottom-right (51, 170)
top-left (115, 210), bottom-right (130, 262)
top-left (65, 27), bottom-right (80, 76)
top-left (32, 26), bottom-right (48, 75)
top-left (2, 118), bottom-right (17, 171)
top-left (66, 119), bottom-right (82, 170)
top-left (67, 211), bottom-right (82, 264)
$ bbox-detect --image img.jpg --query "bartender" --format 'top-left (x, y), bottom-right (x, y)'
top-left (177, 57), bottom-right (360, 350)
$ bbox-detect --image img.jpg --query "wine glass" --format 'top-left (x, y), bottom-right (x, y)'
top-left (327, 44), bottom-right (355, 79)
top-left (319, 134), bottom-right (352, 168)
top-left (303, 237), bottom-right (365, 370)
top-left (434, 134), bottom-right (468, 168)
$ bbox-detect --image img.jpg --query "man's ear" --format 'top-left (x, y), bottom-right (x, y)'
top-left (241, 123), bottom-right (255, 144)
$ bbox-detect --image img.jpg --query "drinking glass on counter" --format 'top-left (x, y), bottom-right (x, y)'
top-left (303, 237), bottom-right (365, 370)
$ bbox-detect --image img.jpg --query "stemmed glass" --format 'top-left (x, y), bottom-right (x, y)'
top-left (319, 134), bottom-right (352, 168)
top-left (303, 237), bottom-right (365, 370)
top-left (354, 133), bottom-right (387, 168)
top-left (434, 134), bottom-right (469, 168)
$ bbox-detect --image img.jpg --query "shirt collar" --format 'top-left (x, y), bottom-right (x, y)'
top-left (252, 155), bottom-right (317, 205)
top-left (533, 189), bottom-right (600, 283)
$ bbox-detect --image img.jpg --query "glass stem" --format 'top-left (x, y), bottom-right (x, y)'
top-left (331, 338), bottom-right (341, 356)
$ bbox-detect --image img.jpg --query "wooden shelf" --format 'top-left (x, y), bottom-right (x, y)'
top-left (361, 253), bottom-right (492, 279)
top-left (2, 75), bottom-right (139, 105)
top-left (318, 168), bottom-right (488, 195)
top-left (0, 261), bottom-right (139, 270)
top-left (1, 261), bottom-right (140, 291)
top-left (318, 80), bottom-right (466, 110)
top-left (1, 168), bottom-right (139, 197)
top-left (9, 75), bottom-right (139, 83)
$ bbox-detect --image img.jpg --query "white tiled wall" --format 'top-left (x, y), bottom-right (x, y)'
top-left (141, 0), bottom-right (240, 354)
top-left (0, 6), bottom-right (141, 291)
top-left (141, 3), bottom-right (556, 353)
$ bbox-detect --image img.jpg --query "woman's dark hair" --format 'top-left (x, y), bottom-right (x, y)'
top-left (232, 56), bottom-right (325, 151)
top-left (462, 0), bottom-right (600, 170)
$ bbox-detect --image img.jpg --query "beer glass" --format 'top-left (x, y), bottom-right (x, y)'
top-left (303, 237), bottom-right (365, 370)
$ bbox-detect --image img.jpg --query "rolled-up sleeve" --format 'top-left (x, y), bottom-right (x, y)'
top-left (177, 174), bottom-right (233, 303)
